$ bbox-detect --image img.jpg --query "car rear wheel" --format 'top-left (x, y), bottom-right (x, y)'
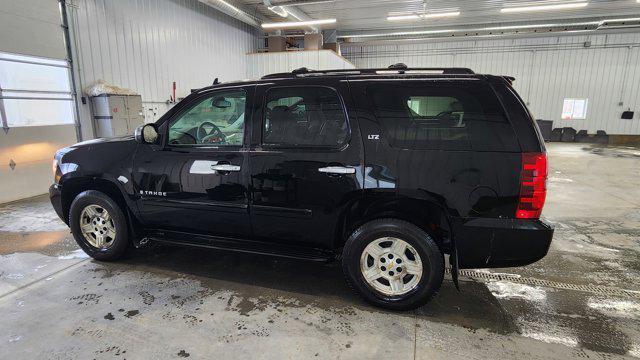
top-left (342, 218), bottom-right (444, 310)
top-left (69, 190), bottom-right (129, 261)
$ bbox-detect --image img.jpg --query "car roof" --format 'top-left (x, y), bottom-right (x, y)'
top-left (193, 64), bottom-right (509, 94)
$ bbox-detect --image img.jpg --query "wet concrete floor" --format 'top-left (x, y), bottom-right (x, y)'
top-left (1, 143), bottom-right (639, 359)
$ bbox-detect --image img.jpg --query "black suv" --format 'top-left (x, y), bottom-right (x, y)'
top-left (50, 65), bottom-right (553, 310)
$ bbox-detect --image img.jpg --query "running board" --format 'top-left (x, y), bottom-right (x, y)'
top-left (145, 230), bottom-right (335, 262)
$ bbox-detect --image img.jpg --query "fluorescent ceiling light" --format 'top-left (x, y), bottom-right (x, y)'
top-left (387, 14), bottom-right (421, 21)
top-left (501, 2), bottom-right (588, 13)
top-left (262, 18), bottom-right (336, 28)
top-left (388, 11), bottom-right (460, 21)
top-left (423, 11), bottom-right (461, 19)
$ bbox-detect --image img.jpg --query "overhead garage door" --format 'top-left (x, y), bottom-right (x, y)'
top-left (0, 0), bottom-right (78, 203)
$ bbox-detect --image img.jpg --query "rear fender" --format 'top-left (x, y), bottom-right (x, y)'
top-left (337, 189), bottom-right (462, 290)
top-left (336, 190), bottom-right (454, 251)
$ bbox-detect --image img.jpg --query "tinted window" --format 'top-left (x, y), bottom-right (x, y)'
top-left (368, 81), bottom-right (519, 151)
top-left (168, 90), bottom-right (246, 146)
top-left (263, 87), bottom-right (349, 147)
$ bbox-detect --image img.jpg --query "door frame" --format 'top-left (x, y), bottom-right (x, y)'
top-left (246, 78), bottom-right (364, 247)
top-left (156, 84), bottom-right (256, 153)
top-left (133, 84), bottom-right (256, 230)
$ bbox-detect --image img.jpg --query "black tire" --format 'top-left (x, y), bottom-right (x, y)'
top-left (342, 218), bottom-right (444, 310)
top-left (69, 190), bottom-right (129, 261)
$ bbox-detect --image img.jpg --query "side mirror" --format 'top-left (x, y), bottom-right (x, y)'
top-left (134, 124), bottom-right (159, 144)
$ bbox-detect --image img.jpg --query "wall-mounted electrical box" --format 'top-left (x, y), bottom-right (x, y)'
top-left (91, 94), bottom-right (144, 138)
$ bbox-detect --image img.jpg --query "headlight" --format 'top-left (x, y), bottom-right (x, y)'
top-left (52, 158), bottom-right (59, 182)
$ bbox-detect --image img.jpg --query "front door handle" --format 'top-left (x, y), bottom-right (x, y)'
top-left (211, 164), bottom-right (241, 172)
top-left (318, 166), bottom-right (355, 175)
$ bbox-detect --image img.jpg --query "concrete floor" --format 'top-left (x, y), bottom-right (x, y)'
top-left (1, 143), bottom-right (639, 359)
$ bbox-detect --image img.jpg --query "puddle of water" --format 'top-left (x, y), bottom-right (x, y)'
top-left (0, 231), bottom-right (76, 256)
top-left (522, 331), bottom-right (578, 347)
top-left (486, 281), bottom-right (547, 302)
top-left (587, 298), bottom-right (640, 318)
top-left (58, 249), bottom-right (90, 260)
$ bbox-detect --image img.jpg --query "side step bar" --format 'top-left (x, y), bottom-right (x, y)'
top-left (145, 230), bottom-right (335, 263)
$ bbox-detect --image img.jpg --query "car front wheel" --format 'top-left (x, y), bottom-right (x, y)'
top-left (342, 218), bottom-right (444, 310)
top-left (69, 190), bottom-right (129, 261)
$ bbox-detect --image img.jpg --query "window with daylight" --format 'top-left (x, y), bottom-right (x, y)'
top-left (0, 51), bottom-right (75, 128)
top-left (561, 98), bottom-right (588, 120)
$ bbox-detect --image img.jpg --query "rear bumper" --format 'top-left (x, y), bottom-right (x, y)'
top-left (453, 217), bottom-right (554, 268)
top-left (49, 183), bottom-right (67, 224)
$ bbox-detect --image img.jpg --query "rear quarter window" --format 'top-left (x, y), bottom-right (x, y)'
top-left (367, 81), bottom-right (519, 151)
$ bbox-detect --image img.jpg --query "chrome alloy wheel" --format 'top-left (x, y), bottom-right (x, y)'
top-left (79, 205), bottom-right (116, 249)
top-left (359, 237), bottom-right (423, 296)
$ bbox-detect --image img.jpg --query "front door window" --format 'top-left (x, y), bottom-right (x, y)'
top-left (168, 90), bottom-right (246, 146)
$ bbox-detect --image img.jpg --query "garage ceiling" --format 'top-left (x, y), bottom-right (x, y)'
top-left (236, 0), bottom-right (640, 35)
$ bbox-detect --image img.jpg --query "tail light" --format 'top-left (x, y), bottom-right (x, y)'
top-left (516, 152), bottom-right (547, 219)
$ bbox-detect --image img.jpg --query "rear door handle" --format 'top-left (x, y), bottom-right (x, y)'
top-left (211, 164), bottom-right (241, 172)
top-left (318, 166), bottom-right (355, 175)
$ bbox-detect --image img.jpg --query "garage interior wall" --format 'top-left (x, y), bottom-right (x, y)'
top-left (0, 0), bottom-right (78, 204)
top-left (67, 0), bottom-right (257, 139)
top-left (342, 32), bottom-right (640, 135)
top-left (246, 50), bottom-right (355, 79)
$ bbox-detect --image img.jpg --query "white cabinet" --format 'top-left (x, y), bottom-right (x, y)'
top-left (91, 94), bottom-right (144, 138)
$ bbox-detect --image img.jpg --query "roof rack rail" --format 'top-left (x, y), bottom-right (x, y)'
top-left (291, 67), bottom-right (311, 75)
top-left (261, 65), bottom-right (474, 79)
top-left (388, 63), bottom-right (408, 70)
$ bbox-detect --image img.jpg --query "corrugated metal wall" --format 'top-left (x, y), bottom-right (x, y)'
top-left (68, 0), bottom-right (257, 138)
top-left (342, 32), bottom-right (640, 135)
top-left (246, 50), bottom-right (355, 79)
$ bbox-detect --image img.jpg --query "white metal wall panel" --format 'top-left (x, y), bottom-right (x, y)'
top-left (343, 33), bottom-right (640, 135)
top-left (69, 0), bottom-right (257, 136)
top-left (246, 50), bottom-right (355, 79)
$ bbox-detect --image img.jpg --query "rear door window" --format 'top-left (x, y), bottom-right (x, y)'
top-left (367, 81), bottom-right (519, 151)
top-left (263, 86), bottom-right (349, 148)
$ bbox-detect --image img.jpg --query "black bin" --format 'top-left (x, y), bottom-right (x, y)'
top-left (536, 120), bottom-right (553, 141)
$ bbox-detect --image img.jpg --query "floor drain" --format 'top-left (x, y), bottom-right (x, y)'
top-left (446, 268), bottom-right (640, 298)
